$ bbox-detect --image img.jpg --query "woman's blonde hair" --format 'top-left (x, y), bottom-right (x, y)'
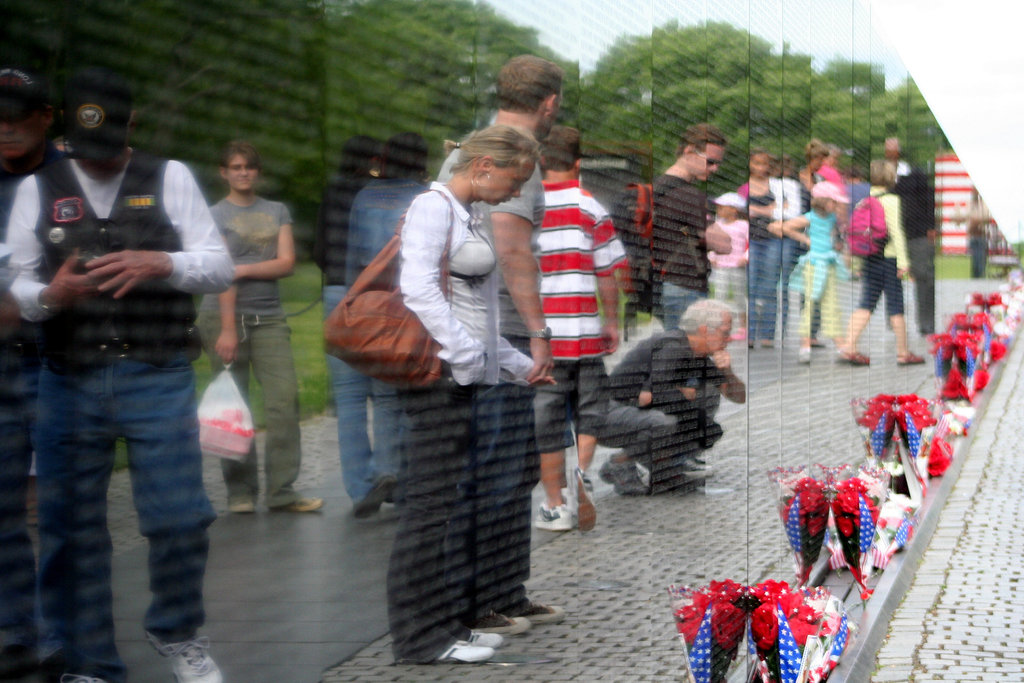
top-left (870, 159), bottom-right (897, 189)
top-left (447, 124), bottom-right (539, 175)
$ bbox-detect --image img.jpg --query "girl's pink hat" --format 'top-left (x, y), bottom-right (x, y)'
top-left (811, 181), bottom-right (848, 203)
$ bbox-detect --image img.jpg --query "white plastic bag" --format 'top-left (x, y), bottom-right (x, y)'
top-left (198, 369), bottom-right (254, 460)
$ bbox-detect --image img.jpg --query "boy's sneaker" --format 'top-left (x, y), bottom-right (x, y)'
top-left (514, 601), bottom-right (566, 625)
top-left (147, 632), bottom-right (222, 683)
top-left (574, 467), bottom-right (596, 532)
top-left (534, 502), bottom-right (573, 531)
top-left (468, 610), bottom-right (531, 635)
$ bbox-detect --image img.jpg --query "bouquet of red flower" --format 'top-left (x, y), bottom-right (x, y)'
top-left (926, 410), bottom-right (956, 477)
top-left (850, 395), bottom-right (897, 461)
top-left (828, 466), bottom-right (889, 599)
top-left (768, 467), bottom-right (830, 586)
top-left (948, 311), bottom-right (1005, 364)
top-left (890, 394), bottom-right (937, 504)
top-left (747, 581), bottom-right (848, 683)
top-left (669, 580), bottom-right (749, 683)
top-left (931, 330), bottom-right (989, 401)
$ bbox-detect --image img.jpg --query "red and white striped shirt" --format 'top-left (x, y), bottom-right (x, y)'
top-left (540, 180), bottom-right (627, 359)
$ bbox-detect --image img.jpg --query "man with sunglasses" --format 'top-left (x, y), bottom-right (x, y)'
top-left (651, 123), bottom-right (732, 330)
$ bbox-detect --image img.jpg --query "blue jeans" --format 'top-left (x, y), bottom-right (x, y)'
top-left (659, 282), bottom-right (703, 332)
top-left (0, 341), bottom-right (39, 651)
top-left (36, 356), bottom-right (215, 682)
top-left (323, 285), bottom-right (400, 501)
top-left (969, 236), bottom-right (987, 278)
top-left (748, 238), bottom-right (782, 343)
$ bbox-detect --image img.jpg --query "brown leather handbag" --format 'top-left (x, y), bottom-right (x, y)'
top-left (324, 191), bottom-right (452, 387)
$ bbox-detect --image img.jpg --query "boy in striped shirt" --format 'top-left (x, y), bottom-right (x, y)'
top-left (533, 126), bottom-right (627, 532)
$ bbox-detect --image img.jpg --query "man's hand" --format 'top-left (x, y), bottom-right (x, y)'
top-left (526, 337), bottom-right (555, 385)
top-left (711, 349), bottom-right (732, 371)
top-left (602, 321), bottom-right (619, 354)
top-left (86, 250), bottom-right (173, 299)
top-left (44, 251), bottom-right (101, 308)
top-left (638, 389), bottom-right (653, 407)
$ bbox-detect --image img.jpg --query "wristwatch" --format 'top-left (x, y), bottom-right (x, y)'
top-left (527, 326), bottom-right (552, 340)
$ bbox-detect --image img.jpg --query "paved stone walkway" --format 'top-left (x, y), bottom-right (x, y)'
top-left (872, 308), bottom-right (1024, 682)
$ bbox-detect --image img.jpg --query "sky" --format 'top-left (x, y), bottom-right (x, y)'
top-left (488, 0), bottom-right (1022, 240)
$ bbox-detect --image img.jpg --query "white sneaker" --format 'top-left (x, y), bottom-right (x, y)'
top-left (147, 632), bottom-right (222, 683)
top-left (798, 347), bottom-right (811, 364)
top-left (436, 641), bottom-right (494, 663)
top-left (467, 631), bottom-right (504, 648)
top-left (534, 503), bottom-right (574, 531)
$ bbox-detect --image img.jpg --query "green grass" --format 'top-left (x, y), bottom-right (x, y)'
top-left (935, 254), bottom-right (970, 280)
top-left (192, 262), bottom-right (329, 429)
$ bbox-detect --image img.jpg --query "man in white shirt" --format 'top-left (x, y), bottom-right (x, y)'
top-left (6, 67), bottom-right (231, 683)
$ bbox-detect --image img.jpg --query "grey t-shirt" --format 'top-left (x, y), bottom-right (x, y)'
top-left (438, 147), bottom-right (544, 338)
top-left (199, 197), bottom-right (292, 316)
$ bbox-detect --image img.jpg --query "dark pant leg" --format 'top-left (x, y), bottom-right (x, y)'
top-left (387, 381), bottom-right (473, 662)
top-left (453, 380), bottom-right (538, 622)
top-left (909, 236), bottom-right (935, 334)
top-left (0, 344), bottom-right (36, 650)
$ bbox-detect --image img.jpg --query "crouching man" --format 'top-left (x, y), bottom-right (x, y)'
top-left (598, 299), bottom-right (745, 494)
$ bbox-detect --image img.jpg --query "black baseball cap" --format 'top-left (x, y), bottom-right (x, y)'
top-left (0, 67), bottom-right (50, 118)
top-left (64, 67), bottom-right (132, 160)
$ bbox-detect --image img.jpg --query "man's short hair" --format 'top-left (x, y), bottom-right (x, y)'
top-left (540, 125), bottom-right (580, 172)
top-left (220, 140), bottom-right (262, 171)
top-left (680, 299), bottom-right (732, 336)
top-left (496, 55), bottom-right (563, 114)
top-left (674, 123), bottom-right (727, 157)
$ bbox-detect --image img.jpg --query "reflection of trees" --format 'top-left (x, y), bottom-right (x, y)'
top-left (579, 21), bottom-right (945, 189)
top-left (2, 2), bottom-right (943, 246)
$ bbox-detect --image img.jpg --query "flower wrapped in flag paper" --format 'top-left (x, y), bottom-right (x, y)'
top-left (748, 581), bottom-right (848, 683)
top-left (669, 580), bottom-right (748, 683)
top-left (948, 311), bottom-right (1005, 364)
top-left (828, 466), bottom-right (888, 600)
top-left (850, 395), bottom-right (897, 461)
top-left (768, 467), bottom-right (830, 586)
top-left (931, 331), bottom-right (988, 402)
top-left (927, 410), bottom-right (956, 477)
top-left (871, 495), bottom-right (916, 569)
top-left (890, 394), bottom-right (937, 504)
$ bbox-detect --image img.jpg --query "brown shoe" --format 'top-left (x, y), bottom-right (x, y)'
top-left (468, 610), bottom-right (531, 635)
top-left (270, 497), bottom-right (324, 513)
top-left (514, 601), bottom-right (566, 625)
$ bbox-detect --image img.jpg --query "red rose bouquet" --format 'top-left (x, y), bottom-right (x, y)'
top-left (850, 395), bottom-right (897, 461)
top-left (828, 466), bottom-right (888, 599)
top-left (890, 394), bottom-right (938, 504)
top-left (669, 580), bottom-right (749, 683)
top-left (931, 330), bottom-right (988, 401)
top-left (747, 581), bottom-right (848, 683)
top-left (768, 467), bottom-right (830, 586)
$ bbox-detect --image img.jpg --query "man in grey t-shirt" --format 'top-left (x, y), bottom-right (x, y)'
top-left (434, 55), bottom-right (565, 636)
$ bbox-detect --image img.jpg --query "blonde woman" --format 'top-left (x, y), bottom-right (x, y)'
top-left (386, 125), bottom-right (551, 664)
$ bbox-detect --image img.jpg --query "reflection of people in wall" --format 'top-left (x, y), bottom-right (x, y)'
top-left (965, 189), bottom-right (991, 279)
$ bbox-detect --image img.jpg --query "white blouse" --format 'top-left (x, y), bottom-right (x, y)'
top-left (399, 182), bottom-right (532, 386)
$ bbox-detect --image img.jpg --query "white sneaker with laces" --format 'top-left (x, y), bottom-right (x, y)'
top-left (534, 502), bottom-right (574, 531)
top-left (147, 632), bottom-right (222, 683)
top-left (467, 631), bottom-right (504, 648)
top-left (436, 641), bottom-right (494, 663)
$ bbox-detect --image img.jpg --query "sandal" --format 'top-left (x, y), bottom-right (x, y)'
top-left (837, 350), bottom-right (870, 366)
top-left (897, 353), bottom-right (925, 365)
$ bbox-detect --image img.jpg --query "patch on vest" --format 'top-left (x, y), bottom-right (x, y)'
top-left (52, 197), bottom-right (84, 223)
top-left (47, 227), bottom-right (66, 245)
top-left (124, 195), bottom-right (156, 209)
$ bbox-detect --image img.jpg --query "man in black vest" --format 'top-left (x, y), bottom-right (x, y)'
top-left (6, 67), bottom-right (233, 683)
top-left (0, 64), bottom-right (63, 681)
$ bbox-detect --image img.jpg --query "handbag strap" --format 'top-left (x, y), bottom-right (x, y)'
top-left (395, 188), bottom-right (455, 299)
